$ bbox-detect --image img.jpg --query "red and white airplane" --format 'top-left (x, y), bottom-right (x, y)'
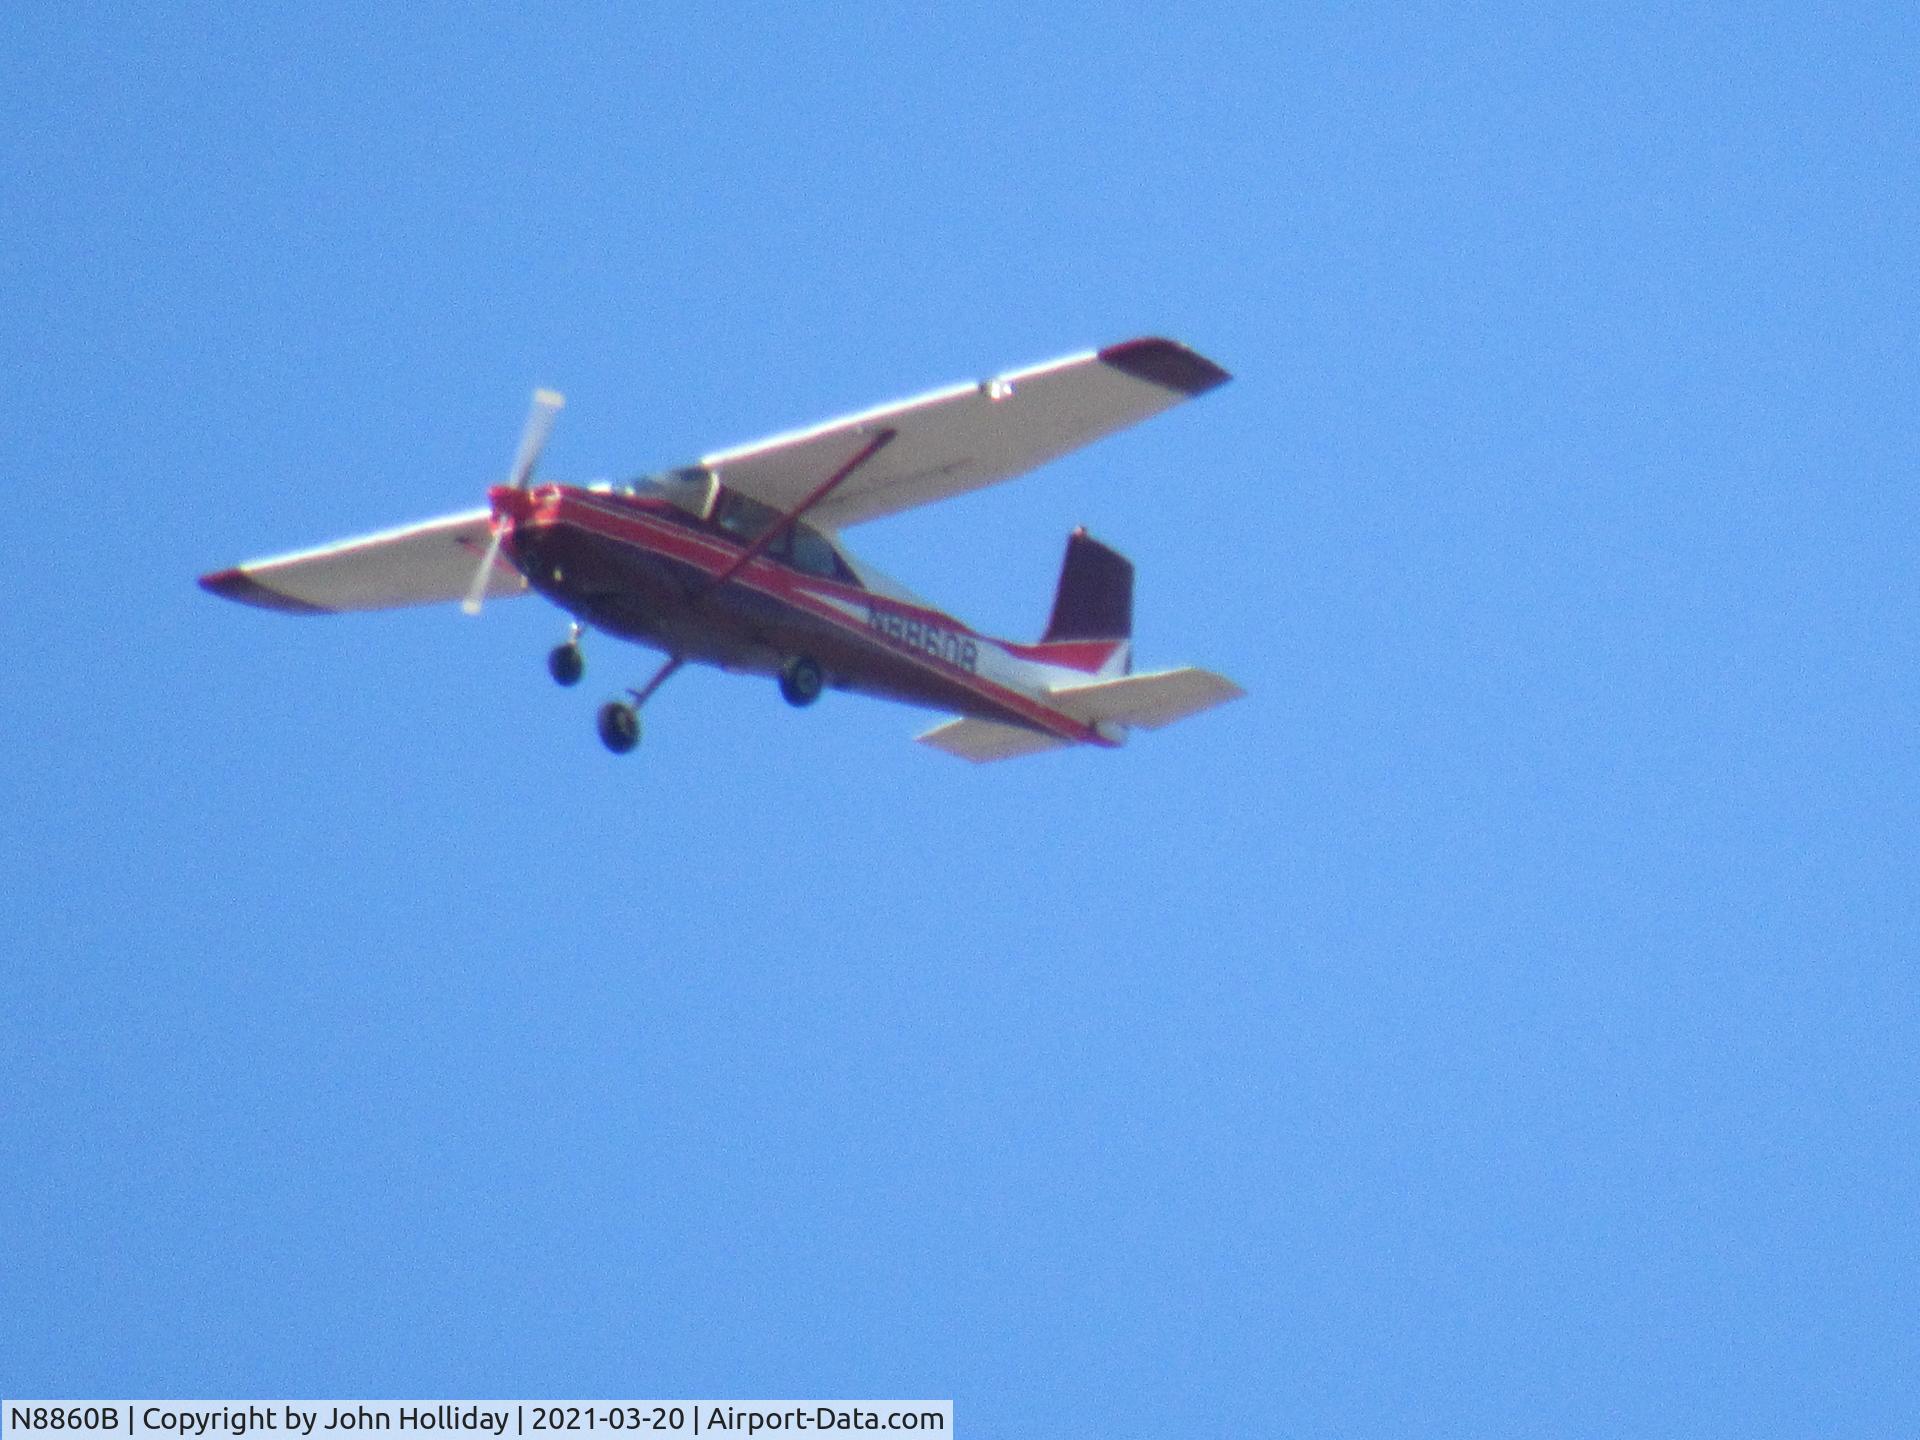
top-left (200, 337), bottom-right (1243, 761)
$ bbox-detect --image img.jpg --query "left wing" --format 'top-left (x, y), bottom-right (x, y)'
top-left (199, 508), bottom-right (526, 614)
top-left (702, 337), bottom-right (1229, 529)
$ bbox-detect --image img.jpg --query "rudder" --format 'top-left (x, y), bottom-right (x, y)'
top-left (1042, 528), bottom-right (1133, 642)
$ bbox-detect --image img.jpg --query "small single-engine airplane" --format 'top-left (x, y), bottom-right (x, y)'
top-left (200, 336), bottom-right (1243, 761)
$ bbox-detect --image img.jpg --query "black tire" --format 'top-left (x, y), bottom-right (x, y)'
top-left (548, 642), bottom-right (585, 687)
top-left (779, 656), bottom-right (824, 708)
top-left (596, 701), bottom-right (641, 754)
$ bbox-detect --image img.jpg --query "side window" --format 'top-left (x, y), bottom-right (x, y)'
top-left (788, 525), bottom-right (861, 586)
top-left (714, 488), bottom-right (782, 541)
top-left (709, 492), bottom-right (862, 587)
top-left (789, 527), bottom-right (835, 578)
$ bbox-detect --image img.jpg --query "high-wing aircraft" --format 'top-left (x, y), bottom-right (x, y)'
top-left (200, 337), bottom-right (1244, 761)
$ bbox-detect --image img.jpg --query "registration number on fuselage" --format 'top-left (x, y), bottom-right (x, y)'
top-left (866, 604), bottom-right (979, 673)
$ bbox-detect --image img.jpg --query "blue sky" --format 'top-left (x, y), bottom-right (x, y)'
top-left (3, 3), bottom-right (1916, 1433)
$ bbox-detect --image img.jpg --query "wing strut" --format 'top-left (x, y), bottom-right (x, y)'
top-left (601, 433), bottom-right (894, 725)
top-left (697, 427), bottom-right (897, 598)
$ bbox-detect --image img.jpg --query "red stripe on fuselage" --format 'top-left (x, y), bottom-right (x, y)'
top-left (529, 490), bottom-right (1109, 745)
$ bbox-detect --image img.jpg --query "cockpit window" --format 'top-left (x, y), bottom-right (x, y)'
top-left (701, 484), bottom-right (862, 586)
top-left (713, 488), bottom-right (783, 540)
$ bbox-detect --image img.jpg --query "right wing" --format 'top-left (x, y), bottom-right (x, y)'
top-left (198, 508), bottom-right (526, 614)
top-left (702, 337), bottom-right (1230, 530)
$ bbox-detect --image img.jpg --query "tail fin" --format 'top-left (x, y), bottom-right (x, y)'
top-left (1043, 529), bottom-right (1133, 643)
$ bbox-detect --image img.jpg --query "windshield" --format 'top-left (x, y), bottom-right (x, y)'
top-left (625, 465), bottom-right (716, 518)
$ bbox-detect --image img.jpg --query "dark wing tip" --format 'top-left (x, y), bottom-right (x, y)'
top-left (1098, 337), bottom-right (1232, 396)
top-left (198, 568), bottom-right (331, 614)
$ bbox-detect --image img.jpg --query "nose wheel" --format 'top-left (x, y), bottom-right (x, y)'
top-left (548, 642), bottom-right (584, 686)
top-left (547, 624), bottom-right (586, 686)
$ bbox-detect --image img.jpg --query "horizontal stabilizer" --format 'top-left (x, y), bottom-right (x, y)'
top-left (1049, 667), bottom-right (1244, 730)
top-left (917, 716), bottom-right (1074, 764)
top-left (199, 508), bottom-right (527, 614)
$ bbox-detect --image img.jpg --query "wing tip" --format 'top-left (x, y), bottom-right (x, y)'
top-left (198, 567), bottom-right (332, 614)
top-left (1098, 337), bottom-right (1232, 396)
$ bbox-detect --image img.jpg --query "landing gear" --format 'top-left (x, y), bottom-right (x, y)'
top-left (597, 701), bottom-right (641, 754)
top-left (548, 642), bottom-right (584, 687)
top-left (779, 655), bottom-right (824, 708)
top-left (595, 654), bottom-right (683, 756)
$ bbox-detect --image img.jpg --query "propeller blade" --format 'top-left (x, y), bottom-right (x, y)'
top-left (460, 525), bottom-right (507, 617)
top-left (464, 387), bottom-right (563, 618)
top-left (506, 387), bottom-right (566, 490)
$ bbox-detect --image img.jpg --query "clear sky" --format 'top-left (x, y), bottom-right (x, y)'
top-left (4, 3), bottom-right (1916, 1434)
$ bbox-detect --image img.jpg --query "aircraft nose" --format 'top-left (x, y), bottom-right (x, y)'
top-left (488, 484), bottom-right (536, 524)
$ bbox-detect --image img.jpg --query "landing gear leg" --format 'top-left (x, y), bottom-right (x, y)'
top-left (779, 655), bottom-right (824, 708)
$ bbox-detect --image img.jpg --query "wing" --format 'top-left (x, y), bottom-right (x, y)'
top-left (701, 337), bottom-right (1229, 529)
top-left (198, 508), bottom-right (527, 614)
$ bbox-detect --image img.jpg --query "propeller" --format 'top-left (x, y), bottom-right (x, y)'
top-left (463, 387), bottom-right (566, 616)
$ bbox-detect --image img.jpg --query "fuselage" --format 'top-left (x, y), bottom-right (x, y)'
top-left (499, 482), bottom-right (1124, 745)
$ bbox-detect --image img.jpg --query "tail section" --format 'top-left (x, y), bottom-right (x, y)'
top-left (1043, 529), bottom-right (1132, 645)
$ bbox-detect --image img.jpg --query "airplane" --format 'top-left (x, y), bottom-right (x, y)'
top-left (199, 336), bottom-right (1244, 761)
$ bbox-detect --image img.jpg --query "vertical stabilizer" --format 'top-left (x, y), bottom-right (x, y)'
top-left (1043, 529), bottom-right (1133, 643)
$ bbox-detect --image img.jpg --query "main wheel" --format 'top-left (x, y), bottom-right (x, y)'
top-left (779, 655), bottom-right (824, 708)
top-left (596, 701), bottom-right (641, 754)
top-left (548, 642), bottom-right (585, 687)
